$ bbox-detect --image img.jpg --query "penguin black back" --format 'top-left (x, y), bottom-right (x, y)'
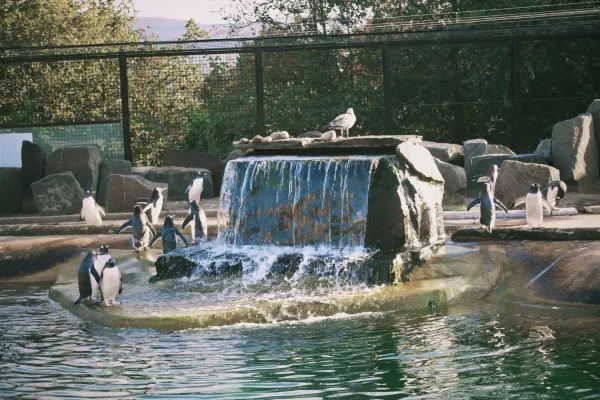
top-left (74, 251), bottom-right (96, 305)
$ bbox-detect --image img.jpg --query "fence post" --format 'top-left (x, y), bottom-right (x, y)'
top-left (510, 39), bottom-right (520, 152)
top-left (254, 51), bottom-right (266, 134)
top-left (118, 51), bottom-right (132, 162)
top-left (382, 45), bottom-right (392, 134)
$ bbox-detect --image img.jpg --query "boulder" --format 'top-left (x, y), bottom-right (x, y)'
top-left (395, 141), bottom-right (444, 183)
top-left (434, 158), bottom-right (467, 207)
top-left (468, 153), bottom-right (547, 195)
top-left (31, 172), bottom-right (85, 215)
top-left (552, 113), bottom-right (599, 185)
top-left (46, 145), bottom-right (102, 193)
top-left (298, 131), bottom-right (323, 138)
top-left (97, 159), bottom-right (132, 206)
top-left (268, 131), bottom-right (290, 140)
top-left (463, 139), bottom-right (488, 173)
top-left (587, 99), bottom-right (600, 171)
top-left (534, 138), bottom-right (552, 162)
top-left (0, 168), bottom-right (23, 215)
top-left (483, 144), bottom-right (515, 155)
top-left (104, 174), bottom-right (168, 213)
top-left (422, 141), bottom-right (464, 165)
top-left (494, 160), bottom-right (561, 207)
top-left (143, 166), bottom-right (214, 200)
top-left (20, 141), bottom-right (46, 195)
top-left (162, 150), bottom-right (224, 195)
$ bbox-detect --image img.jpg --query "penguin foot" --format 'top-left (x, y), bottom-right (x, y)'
top-left (104, 300), bottom-right (120, 307)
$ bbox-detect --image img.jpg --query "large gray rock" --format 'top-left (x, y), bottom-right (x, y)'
top-left (463, 139), bottom-right (488, 173)
top-left (97, 159), bottom-right (132, 206)
top-left (494, 160), bottom-right (561, 207)
top-left (483, 144), bottom-right (515, 155)
top-left (422, 141), bottom-right (464, 165)
top-left (20, 141), bottom-right (46, 195)
top-left (162, 150), bottom-right (224, 195)
top-left (552, 113), bottom-right (599, 184)
top-left (46, 145), bottom-right (102, 193)
top-left (395, 141), bottom-right (444, 183)
top-left (0, 168), bottom-right (23, 215)
top-left (434, 158), bottom-right (467, 208)
top-left (534, 138), bottom-right (552, 162)
top-left (468, 154), bottom-right (547, 195)
top-left (31, 172), bottom-right (85, 215)
top-left (105, 174), bottom-right (168, 213)
top-left (140, 166), bottom-right (214, 200)
top-left (587, 99), bottom-right (600, 172)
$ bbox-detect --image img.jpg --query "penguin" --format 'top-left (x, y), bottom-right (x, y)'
top-left (182, 200), bottom-right (208, 244)
top-left (74, 251), bottom-right (97, 305)
top-left (80, 191), bottom-right (105, 226)
top-left (514, 184), bottom-right (552, 228)
top-left (467, 182), bottom-right (509, 233)
top-left (90, 245), bottom-right (114, 302)
top-left (471, 164), bottom-right (499, 193)
top-left (185, 171), bottom-right (208, 205)
top-left (142, 187), bottom-right (166, 225)
top-left (98, 256), bottom-right (122, 306)
top-left (117, 205), bottom-right (156, 251)
top-left (542, 180), bottom-right (567, 214)
top-left (149, 215), bottom-right (188, 254)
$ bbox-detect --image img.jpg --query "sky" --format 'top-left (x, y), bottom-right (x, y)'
top-left (133, 0), bottom-right (231, 24)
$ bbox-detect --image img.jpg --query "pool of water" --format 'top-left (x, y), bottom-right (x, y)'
top-left (1, 284), bottom-right (598, 399)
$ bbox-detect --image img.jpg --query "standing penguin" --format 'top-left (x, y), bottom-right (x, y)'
top-left (98, 257), bottom-right (122, 306)
top-left (542, 180), bottom-right (567, 214)
top-left (149, 215), bottom-right (188, 254)
top-left (117, 205), bottom-right (156, 251)
top-left (143, 187), bottom-right (166, 225)
top-left (182, 200), bottom-right (208, 244)
top-left (514, 184), bottom-right (552, 228)
top-left (80, 191), bottom-right (105, 226)
top-left (471, 164), bottom-right (499, 193)
top-left (467, 182), bottom-right (509, 233)
top-left (74, 251), bottom-right (97, 305)
top-left (185, 171), bottom-right (208, 205)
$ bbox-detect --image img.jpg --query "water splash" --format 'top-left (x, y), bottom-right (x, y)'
top-left (218, 156), bottom-right (378, 248)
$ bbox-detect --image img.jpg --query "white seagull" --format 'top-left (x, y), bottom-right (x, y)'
top-left (328, 108), bottom-right (356, 138)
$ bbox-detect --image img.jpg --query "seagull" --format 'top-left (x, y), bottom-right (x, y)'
top-left (328, 108), bottom-right (356, 138)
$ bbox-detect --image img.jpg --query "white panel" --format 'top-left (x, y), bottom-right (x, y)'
top-left (0, 133), bottom-right (34, 167)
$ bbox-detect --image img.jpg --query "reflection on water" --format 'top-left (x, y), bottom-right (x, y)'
top-left (0, 285), bottom-right (598, 399)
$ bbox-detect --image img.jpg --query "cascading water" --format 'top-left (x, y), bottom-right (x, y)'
top-left (218, 156), bottom-right (378, 248)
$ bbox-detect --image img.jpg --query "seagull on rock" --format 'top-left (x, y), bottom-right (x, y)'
top-left (329, 108), bottom-right (356, 138)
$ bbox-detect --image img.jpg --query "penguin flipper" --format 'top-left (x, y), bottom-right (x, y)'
top-left (513, 196), bottom-right (526, 208)
top-left (542, 198), bottom-right (552, 213)
top-left (74, 296), bottom-right (87, 305)
top-left (149, 231), bottom-right (162, 247)
top-left (175, 229), bottom-right (189, 247)
top-left (98, 205), bottom-right (106, 218)
top-left (147, 221), bottom-right (157, 237)
top-left (119, 270), bottom-right (123, 295)
top-left (182, 214), bottom-right (193, 229)
top-left (466, 198), bottom-right (481, 211)
top-left (142, 203), bottom-right (152, 213)
top-left (117, 220), bottom-right (132, 233)
top-left (494, 198), bottom-right (509, 213)
top-left (80, 207), bottom-right (85, 221)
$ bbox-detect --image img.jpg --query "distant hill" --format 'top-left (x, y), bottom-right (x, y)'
top-left (135, 17), bottom-right (258, 40)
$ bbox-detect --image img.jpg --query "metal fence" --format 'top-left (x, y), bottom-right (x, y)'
top-left (1, 22), bottom-right (599, 164)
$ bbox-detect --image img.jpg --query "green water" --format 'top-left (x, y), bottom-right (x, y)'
top-left (0, 284), bottom-right (598, 399)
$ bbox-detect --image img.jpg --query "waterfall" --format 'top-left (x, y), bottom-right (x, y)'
top-left (217, 156), bottom-right (378, 248)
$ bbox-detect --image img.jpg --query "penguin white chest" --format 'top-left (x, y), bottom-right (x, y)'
top-left (82, 197), bottom-right (102, 225)
top-left (150, 197), bottom-right (163, 224)
top-left (188, 178), bottom-right (203, 203)
top-left (526, 193), bottom-right (544, 228)
top-left (100, 267), bottom-right (121, 306)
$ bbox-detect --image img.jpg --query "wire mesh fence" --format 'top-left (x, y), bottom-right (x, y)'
top-left (1, 27), bottom-right (599, 165)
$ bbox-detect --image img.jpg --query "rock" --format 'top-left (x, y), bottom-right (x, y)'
top-left (534, 138), bottom-right (552, 162)
top-left (298, 131), bottom-right (323, 138)
top-left (317, 130), bottom-right (336, 142)
top-left (234, 138), bottom-right (250, 145)
top-left (483, 144), bottom-right (515, 155)
top-left (261, 136), bottom-right (273, 143)
top-left (97, 159), bottom-right (132, 206)
top-left (31, 172), bottom-right (85, 215)
top-left (143, 166), bottom-right (214, 200)
top-left (494, 160), bottom-right (561, 207)
top-left (587, 99), bottom-right (600, 171)
top-left (0, 168), bottom-right (23, 215)
top-left (131, 166), bottom-right (152, 177)
top-left (395, 141), bottom-right (444, 183)
top-left (268, 131), bottom-right (290, 140)
top-left (463, 139), bottom-right (488, 173)
top-left (422, 141), bottom-right (464, 165)
top-left (20, 141), bottom-right (46, 195)
top-left (224, 150), bottom-right (244, 164)
top-left (162, 150), bottom-right (224, 195)
top-left (434, 158), bottom-right (467, 207)
top-left (365, 157), bottom-right (445, 256)
top-left (268, 253), bottom-right (303, 279)
top-left (22, 196), bottom-right (37, 214)
top-left (234, 135), bottom-right (422, 152)
top-left (468, 153), bottom-right (547, 195)
top-left (552, 113), bottom-right (599, 184)
top-left (104, 174), bottom-right (168, 213)
top-left (45, 145), bottom-right (102, 193)
top-left (251, 135), bottom-right (264, 143)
